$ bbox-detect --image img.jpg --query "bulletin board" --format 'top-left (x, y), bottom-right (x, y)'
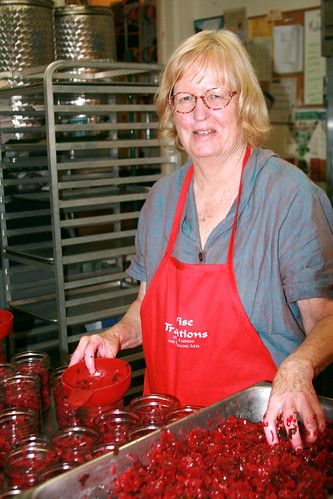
top-left (248, 7), bottom-right (323, 110)
top-left (247, 7), bottom-right (327, 183)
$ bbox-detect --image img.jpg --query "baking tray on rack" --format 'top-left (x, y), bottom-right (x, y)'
top-left (21, 382), bottom-right (333, 499)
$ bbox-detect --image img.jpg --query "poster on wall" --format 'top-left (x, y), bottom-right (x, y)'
top-left (273, 24), bottom-right (304, 74)
top-left (304, 9), bottom-right (326, 105)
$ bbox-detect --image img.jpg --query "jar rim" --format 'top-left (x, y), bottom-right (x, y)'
top-left (51, 426), bottom-right (99, 444)
top-left (130, 393), bottom-right (180, 410)
top-left (0, 407), bottom-right (37, 418)
top-left (11, 351), bottom-right (50, 364)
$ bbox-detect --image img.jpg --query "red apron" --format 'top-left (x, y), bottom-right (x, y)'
top-left (140, 147), bottom-right (277, 406)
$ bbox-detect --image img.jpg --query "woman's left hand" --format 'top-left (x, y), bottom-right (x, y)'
top-left (263, 358), bottom-right (326, 450)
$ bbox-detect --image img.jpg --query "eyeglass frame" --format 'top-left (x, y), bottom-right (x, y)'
top-left (168, 87), bottom-right (237, 114)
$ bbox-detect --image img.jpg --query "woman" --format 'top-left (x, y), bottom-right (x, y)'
top-left (70, 30), bottom-right (333, 450)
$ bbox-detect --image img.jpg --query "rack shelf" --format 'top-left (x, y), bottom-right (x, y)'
top-left (0, 60), bottom-right (175, 387)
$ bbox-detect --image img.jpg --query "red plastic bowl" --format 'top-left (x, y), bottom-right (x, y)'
top-left (61, 358), bottom-right (131, 408)
top-left (0, 310), bottom-right (13, 340)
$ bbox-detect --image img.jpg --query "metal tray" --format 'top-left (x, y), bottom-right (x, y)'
top-left (21, 382), bottom-right (333, 499)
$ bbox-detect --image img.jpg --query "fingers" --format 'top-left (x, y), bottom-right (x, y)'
top-left (68, 335), bottom-right (90, 367)
top-left (263, 404), bottom-right (303, 450)
top-left (263, 391), bottom-right (325, 450)
top-left (263, 412), bottom-right (279, 446)
top-left (68, 332), bottom-right (121, 375)
top-left (302, 404), bottom-right (326, 444)
top-left (283, 411), bottom-right (302, 450)
top-left (69, 334), bottom-right (105, 375)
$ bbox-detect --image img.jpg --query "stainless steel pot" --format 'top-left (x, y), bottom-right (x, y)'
top-left (0, 0), bottom-right (55, 73)
top-left (54, 5), bottom-right (116, 61)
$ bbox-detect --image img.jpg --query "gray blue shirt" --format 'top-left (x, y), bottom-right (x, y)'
top-left (127, 147), bottom-right (333, 366)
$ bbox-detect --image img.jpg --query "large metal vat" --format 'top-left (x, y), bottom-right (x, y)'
top-left (54, 5), bottom-right (116, 61)
top-left (21, 383), bottom-right (333, 498)
top-left (0, 0), bottom-right (55, 73)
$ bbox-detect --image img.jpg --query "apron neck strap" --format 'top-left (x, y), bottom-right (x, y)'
top-left (164, 164), bottom-right (194, 256)
top-left (164, 145), bottom-right (252, 259)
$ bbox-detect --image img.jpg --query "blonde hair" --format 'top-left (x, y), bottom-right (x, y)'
top-left (155, 29), bottom-right (270, 151)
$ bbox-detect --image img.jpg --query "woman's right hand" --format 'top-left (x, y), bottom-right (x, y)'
top-left (69, 283), bottom-right (146, 374)
top-left (68, 330), bottom-right (121, 375)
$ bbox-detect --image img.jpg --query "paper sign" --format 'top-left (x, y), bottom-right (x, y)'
top-left (273, 24), bottom-right (304, 74)
top-left (304, 9), bottom-right (326, 105)
top-left (269, 78), bottom-right (297, 123)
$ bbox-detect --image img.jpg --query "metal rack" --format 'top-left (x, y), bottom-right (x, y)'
top-left (0, 61), bottom-right (175, 396)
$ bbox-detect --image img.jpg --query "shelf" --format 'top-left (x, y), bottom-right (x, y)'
top-left (0, 60), bottom-right (171, 368)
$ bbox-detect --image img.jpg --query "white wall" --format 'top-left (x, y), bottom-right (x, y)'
top-left (157, 0), bottom-right (319, 63)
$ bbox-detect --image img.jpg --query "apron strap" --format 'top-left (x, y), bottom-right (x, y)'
top-left (164, 164), bottom-right (194, 257)
top-left (164, 145), bottom-right (252, 261)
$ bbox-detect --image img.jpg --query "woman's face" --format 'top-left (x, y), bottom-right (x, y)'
top-left (172, 61), bottom-right (240, 163)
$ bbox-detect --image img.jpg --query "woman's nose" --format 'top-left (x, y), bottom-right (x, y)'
top-left (192, 96), bottom-right (208, 120)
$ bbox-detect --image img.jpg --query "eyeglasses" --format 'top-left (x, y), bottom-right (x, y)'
top-left (169, 87), bottom-right (237, 114)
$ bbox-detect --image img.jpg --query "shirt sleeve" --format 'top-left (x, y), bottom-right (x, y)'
top-left (279, 181), bottom-right (333, 303)
top-left (127, 201), bottom-right (148, 282)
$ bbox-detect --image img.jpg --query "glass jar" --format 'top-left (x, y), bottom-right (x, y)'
top-left (51, 426), bottom-right (99, 466)
top-left (77, 399), bottom-right (123, 428)
top-left (4, 443), bottom-right (59, 491)
top-left (96, 408), bottom-right (140, 445)
top-left (0, 409), bottom-right (39, 467)
top-left (128, 424), bottom-right (160, 441)
top-left (17, 434), bottom-right (51, 448)
top-left (0, 383), bottom-right (4, 411)
top-left (38, 462), bottom-right (75, 482)
top-left (12, 351), bottom-right (51, 410)
top-left (129, 393), bottom-right (181, 426)
top-left (165, 405), bottom-right (203, 423)
top-left (0, 310), bottom-right (13, 364)
top-left (91, 442), bottom-right (118, 459)
top-left (52, 367), bottom-right (81, 428)
top-left (0, 469), bottom-right (8, 496)
top-left (3, 374), bottom-right (41, 415)
top-left (0, 363), bottom-right (16, 380)
top-left (0, 340), bottom-right (5, 364)
top-left (1, 489), bottom-right (23, 498)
